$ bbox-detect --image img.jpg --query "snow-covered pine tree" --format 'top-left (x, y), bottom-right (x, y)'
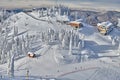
top-left (117, 37), bottom-right (120, 55)
top-left (15, 36), bottom-right (22, 56)
top-left (112, 38), bottom-right (116, 46)
top-left (81, 34), bottom-right (85, 48)
top-left (38, 10), bottom-right (40, 18)
top-left (62, 32), bottom-right (69, 49)
top-left (75, 11), bottom-right (78, 20)
top-left (0, 23), bottom-right (2, 32)
top-left (59, 29), bottom-right (65, 42)
top-left (45, 30), bottom-right (50, 44)
top-left (52, 32), bottom-right (59, 42)
top-left (78, 41), bottom-right (82, 62)
top-left (62, 37), bottom-right (65, 49)
top-left (74, 34), bottom-right (79, 47)
top-left (19, 38), bottom-right (23, 55)
top-left (0, 31), bottom-right (8, 64)
top-left (7, 42), bottom-right (16, 77)
top-left (46, 8), bottom-right (49, 16)
top-left (84, 55), bottom-right (89, 62)
top-left (7, 51), bottom-right (11, 75)
top-left (0, 49), bottom-right (1, 63)
top-left (48, 28), bottom-right (52, 41)
top-left (11, 35), bottom-right (15, 44)
top-left (41, 8), bottom-right (44, 17)
top-left (16, 26), bottom-right (18, 35)
top-left (21, 35), bottom-right (26, 55)
top-left (117, 18), bottom-right (120, 27)
top-left (11, 40), bottom-right (16, 56)
top-left (10, 54), bottom-right (14, 77)
top-left (7, 49), bottom-right (15, 78)
top-left (69, 34), bottom-right (73, 55)
top-left (10, 11), bottom-right (15, 17)
top-left (26, 33), bottom-right (30, 52)
top-left (1, 50), bottom-right (5, 64)
top-left (13, 25), bottom-right (18, 36)
top-left (16, 37), bottom-right (20, 46)
top-left (41, 32), bottom-right (45, 42)
top-left (52, 6), bottom-right (55, 15)
top-left (78, 41), bottom-right (82, 51)
top-left (55, 32), bottom-right (59, 41)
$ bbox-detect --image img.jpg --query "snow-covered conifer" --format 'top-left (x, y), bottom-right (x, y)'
top-left (19, 38), bottom-right (23, 55)
top-left (81, 34), bottom-right (85, 48)
top-left (13, 25), bottom-right (18, 36)
top-left (59, 30), bottom-right (65, 42)
top-left (1, 50), bottom-right (5, 64)
top-left (69, 34), bottom-right (73, 55)
top-left (7, 50), bottom-right (15, 78)
top-left (10, 54), bottom-right (14, 77)
top-left (112, 38), bottom-right (116, 46)
top-left (117, 38), bottom-right (120, 55)
top-left (38, 10), bottom-right (40, 18)
top-left (75, 11), bottom-right (78, 20)
top-left (41, 8), bottom-right (44, 17)
top-left (74, 34), bottom-right (79, 47)
top-left (7, 51), bottom-right (11, 75)
top-left (59, 7), bottom-right (61, 15)
top-left (26, 33), bottom-right (30, 52)
top-left (117, 18), bottom-right (120, 27)
top-left (62, 32), bottom-right (69, 49)
top-left (41, 32), bottom-right (45, 42)
top-left (62, 37), bottom-right (66, 49)
top-left (78, 41), bottom-right (82, 51)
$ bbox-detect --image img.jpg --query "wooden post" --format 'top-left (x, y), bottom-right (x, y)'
top-left (26, 69), bottom-right (29, 80)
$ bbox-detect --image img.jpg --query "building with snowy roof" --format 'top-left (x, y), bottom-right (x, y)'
top-left (68, 21), bottom-right (83, 29)
top-left (97, 21), bottom-right (113, 35)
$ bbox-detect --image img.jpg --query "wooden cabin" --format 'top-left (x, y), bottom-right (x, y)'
top-left (97, 21), bottom-right (113, 35)
top-left (68, 21), bottom-right (83, 28)
top-left (27, 52), bottom-right (36, 58)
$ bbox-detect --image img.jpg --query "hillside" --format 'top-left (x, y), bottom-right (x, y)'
top-left (0, 7), bottom-right (120, 80)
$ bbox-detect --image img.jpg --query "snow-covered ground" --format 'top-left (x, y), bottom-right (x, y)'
top-left (0, 7), bottom-right (120, 80)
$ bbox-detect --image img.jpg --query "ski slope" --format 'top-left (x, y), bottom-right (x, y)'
top-left (0, 10), bottom-right (120, 80)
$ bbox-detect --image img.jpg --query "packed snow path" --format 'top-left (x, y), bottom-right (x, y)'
top-left (57, 67), bottom-right (99, 77)
top-left (58, 60), bottom-right (120, 80)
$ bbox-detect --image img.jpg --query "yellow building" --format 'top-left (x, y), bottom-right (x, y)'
top-left (97, 21), bottom-right (113, 35)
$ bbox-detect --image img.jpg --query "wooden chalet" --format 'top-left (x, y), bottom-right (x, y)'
top-left (68, 21), bottom-right (83, 28)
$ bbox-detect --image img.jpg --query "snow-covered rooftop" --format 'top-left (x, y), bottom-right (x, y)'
top-left (97, 21), bottom-right (113, 28)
